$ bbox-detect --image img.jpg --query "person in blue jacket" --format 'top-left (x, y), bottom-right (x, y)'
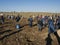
top-left (48, 17), bottom-right (55, 34)
top-left (48, 16), bottom-right (60, 45)
top-left (15, 15), bottom-right (22, 30)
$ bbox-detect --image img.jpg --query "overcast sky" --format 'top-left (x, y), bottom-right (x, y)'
top-left (0, 0), bottom-right (60, 13)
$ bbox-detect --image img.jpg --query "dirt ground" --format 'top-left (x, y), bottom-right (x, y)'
top-left (0, 17), bottom-right (60, 45)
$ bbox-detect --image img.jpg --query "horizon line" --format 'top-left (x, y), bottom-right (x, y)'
top-left (0, 11), bottom-right (60, 13)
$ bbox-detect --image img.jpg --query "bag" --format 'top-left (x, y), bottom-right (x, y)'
top-left (16, 24), bottom-right (21, 29)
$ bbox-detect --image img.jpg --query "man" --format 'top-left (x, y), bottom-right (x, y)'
top-left (28, 16), bottom-right (33, 27)
top-left (41, 16), bottom-right (46, 28)
top-left (7, 15), bottom-right (11, 19)
top-left (11, 15), bottom-right (15, 20)
top-left (0, 16), bottom-right (5, 24)
top-left (48, 16), bottom-right (60, 45)
top-left (16, 15), bottom-right (21, 22)
top-left (45, 34), bottom-right (52, 45)
top-left (48, 16), bottom-right (55, 34)
top-left (15, 15), bottom-right (22, 30)
top-left (44, 16), bottom-right (48, 27)
top-left (56, 16), bottom-right (60, 29)
top-left (37, 17), bottom-right (43, 31)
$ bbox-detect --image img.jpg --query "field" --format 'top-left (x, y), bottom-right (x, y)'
top-left (0, 12), bottom-right (60, 45)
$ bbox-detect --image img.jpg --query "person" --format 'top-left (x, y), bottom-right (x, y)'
top-left (11, 15), bottom-right (15, 20)
top-left (7, 15), bottom-right (11, 19)
top-left (56, 16), bottom-right (60, 29)
top-left (28, 16), bottom-right (33, 27)
top-left (45, 34), bottom-right (53, 45)
top-left (48, 16), bottom-right (56, 34)
top-left (15, 15), bottom-right (22, 30)
top-left (48, 16), bottom-right (60, 45)
top-left (37, 17), bottom-right (43, 31)
top-left (0, 16), bottom-right (5, 24)
top-left (41, 16), bottom-right (46, 28)
top-left (44, 16), bottom-right (48, 27)
top-left (16, 15), bottom-right (21, 22)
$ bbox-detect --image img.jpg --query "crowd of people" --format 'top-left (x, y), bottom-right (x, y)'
top-left (0, 14), bottom-right (60, 45)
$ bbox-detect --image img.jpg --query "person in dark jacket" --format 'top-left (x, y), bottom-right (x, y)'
top-left (45, 34), bottom-right (53, 45)
top-left (16, 15), bottom-right (21, 22)
top-left (56, 16), bottom-right (60, 29)
top-left (28, 16), bottom-right (33, 27)
top-left (37, 17), bottom-right (43, 31)
top-left (15, 15), bottom-right (22, 30)
top-left (0, 16), bottom-right (5, 24)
